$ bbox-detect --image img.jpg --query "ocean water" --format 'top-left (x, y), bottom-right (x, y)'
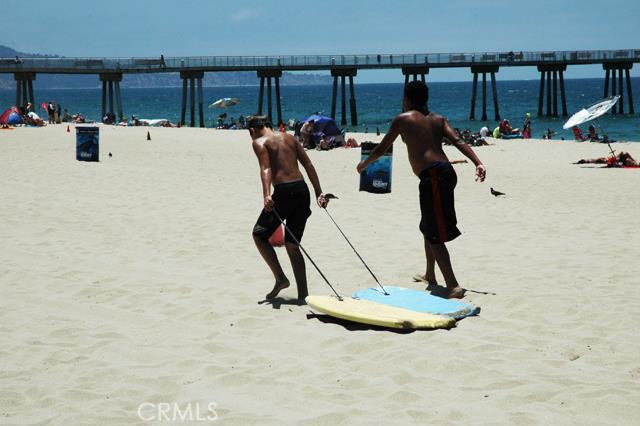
top-left (1, 78), bottom-right (639, 141)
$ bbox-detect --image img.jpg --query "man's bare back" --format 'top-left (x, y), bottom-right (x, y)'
top-left (253, 132), bottom-right (305, 185)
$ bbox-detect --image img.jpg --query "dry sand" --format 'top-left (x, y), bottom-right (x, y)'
top-left (1, 125), bottom-right (639, 425)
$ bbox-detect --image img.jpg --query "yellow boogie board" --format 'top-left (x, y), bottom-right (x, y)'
top-left (305, 296), bottom-right (455, 330)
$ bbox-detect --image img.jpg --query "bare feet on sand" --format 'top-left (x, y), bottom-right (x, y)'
top-left (446, 286), bottom-right (466, 299)
top-left (266, 280), bottom-right (290, 300)
top-left (413, 273), bottom-right (438, 286)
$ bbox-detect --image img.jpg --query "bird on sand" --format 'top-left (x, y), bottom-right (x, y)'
top-left (491, 187), bottom-right (506, 197)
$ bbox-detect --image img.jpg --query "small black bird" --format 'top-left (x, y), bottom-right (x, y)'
top-left (108, 152), bottom-right (112, 157)
top-left (491, 187), bottom-right (505, 197)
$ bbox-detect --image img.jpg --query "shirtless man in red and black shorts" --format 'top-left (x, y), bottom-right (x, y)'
top-left (249, 116), bottom-right (329, 302)
top-left (357, 81), bottom-right (486, 298)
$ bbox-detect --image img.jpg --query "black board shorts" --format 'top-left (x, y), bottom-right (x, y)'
top-left (418, 162), bottom-right (461, 244)
top-left (252, 180), bottom-right (312, 244)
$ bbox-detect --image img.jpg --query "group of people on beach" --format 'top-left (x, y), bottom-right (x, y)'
top-left (248, 81), bottom-right (486, 302)
top-left (4, 101), bottom-right (85, 127)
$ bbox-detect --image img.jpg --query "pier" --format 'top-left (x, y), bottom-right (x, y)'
top-left (1, 48), bottom-right (639, 125)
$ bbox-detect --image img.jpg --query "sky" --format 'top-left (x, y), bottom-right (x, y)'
top-left (2, 0), bottom-right (639, 83)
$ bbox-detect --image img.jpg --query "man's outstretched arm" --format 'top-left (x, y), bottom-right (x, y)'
top-left (356, 116), bottom-right (401, 173)
top-left (443, 119), bottom-right (486, 182)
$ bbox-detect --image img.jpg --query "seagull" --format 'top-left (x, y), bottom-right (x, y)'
top-left (491, 187), bottom-right (505, 197)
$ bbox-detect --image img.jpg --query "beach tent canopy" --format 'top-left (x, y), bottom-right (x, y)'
top-left (0, 107), bottom-right (22, 125)
top-left (303, 114), bottom-right (341, 136)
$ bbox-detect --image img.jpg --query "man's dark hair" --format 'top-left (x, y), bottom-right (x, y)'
top-left (247, 115), bottom-right (269, 130)
top-left (404, 80), bottom-right (429, 113)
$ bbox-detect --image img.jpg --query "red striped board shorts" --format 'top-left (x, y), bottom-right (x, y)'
top-left (418, 162), bottom-right (461, 244)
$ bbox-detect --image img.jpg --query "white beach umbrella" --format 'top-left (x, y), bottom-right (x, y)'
top-left (563, 96), bottom-right (620, 158)
top-left (562, 96), bottom-right (619, 129)
top-left (209, 97), bottom-right (240, 108)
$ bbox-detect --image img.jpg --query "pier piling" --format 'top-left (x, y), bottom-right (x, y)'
top-left (625, 68), bottom-right (635, 114)
top-left (330, 68), bottom-right (358, 127)
top-left (179, 70), bottom-right (205, 127)
top-left (469, 66), bottom-right (499, 122)
top-left (256, 69), bottom-right (283, 125)
top-left (602, 63), bottom-right (634, 114)
top-left (99, 72), bottom-right (124, 122)
top-left (470, 72), bottom-right (478, 120)
top-left (14, 73), bottom-right (36, 110)
top-left (537, 65), bottom-right (567, 117)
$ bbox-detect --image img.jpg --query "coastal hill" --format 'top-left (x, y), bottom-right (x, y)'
top-left (0, 46), bottom-right (331, 89)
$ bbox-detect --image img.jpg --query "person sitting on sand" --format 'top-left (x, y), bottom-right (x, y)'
top-left (499, 119), bottom-right (520, 136)
top-left (356, 81), bottom-right (486, 299)
top-left (345, 137), bottom-right (360, 148)
top-left (575, 152), bottom-right (638, 167)
top-left (300, 120), bottom-right (315, 149)
top-left (62, 109), bottom-right (72, 122)
top-left (248, 115), bottom-right (330, 302)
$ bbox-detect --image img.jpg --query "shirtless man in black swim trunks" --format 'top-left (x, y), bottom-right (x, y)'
top-left (249, 116), bottom-right (329, 302)
top-left (356, 81), bottom-right (486, 298)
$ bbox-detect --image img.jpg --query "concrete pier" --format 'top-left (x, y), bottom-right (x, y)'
top-left (330, 68), bottom-right (358, 126)
top-left (99, 72), bottom-right (124, 121)
top-left (603, 63), bottom-right (634, 114)
top-left (257, 69), bottom-right (283, 125)
top-left (13, 72), bottom-right (36, 109)
top-left (469, 66), bottom-right (499, 121)
top-left (179, 70), bottom-right (205, 127)
top-left (537, 65), bottom-right (567, 117)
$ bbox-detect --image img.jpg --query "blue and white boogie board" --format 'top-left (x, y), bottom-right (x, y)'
top-left (353, 286), bottom-right (480, 320)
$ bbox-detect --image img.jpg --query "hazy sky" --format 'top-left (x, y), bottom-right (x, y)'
top-left (3, 0), bottom-right (639, 82)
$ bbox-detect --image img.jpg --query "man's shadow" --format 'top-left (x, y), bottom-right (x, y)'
top-left (425, 282), bottom-right (496, 296)
top-left (258, 297), bottom-right (305, 310)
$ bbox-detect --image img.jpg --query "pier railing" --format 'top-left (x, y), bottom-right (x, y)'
top-left (1, 49), bottom-right (639, 74)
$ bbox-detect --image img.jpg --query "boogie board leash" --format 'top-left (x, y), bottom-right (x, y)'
top-left (272, 209), bottom-right (343, 301)
top-left (322, 208), bottom-right (389, 295)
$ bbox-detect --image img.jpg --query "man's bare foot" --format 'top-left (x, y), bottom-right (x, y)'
top-left (266, 280), bottom-right (290, 300)
top-left (446, 286), bottom-right (466, 299)
top-left (413, 273), bottom-right (438, 286)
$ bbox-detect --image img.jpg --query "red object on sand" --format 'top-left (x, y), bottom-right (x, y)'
top-left (268, 225), bottom-right (285, 247)
top-left (67, 125), bottom-right (70, 133)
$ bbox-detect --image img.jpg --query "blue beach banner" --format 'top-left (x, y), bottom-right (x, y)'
top-left (359, 142), bottom-right (392, 193)
top-left (76, 126), bottom-right (99, 162)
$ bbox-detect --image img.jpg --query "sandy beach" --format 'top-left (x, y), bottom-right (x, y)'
top-left (1, 125), bottom-right (639, 425)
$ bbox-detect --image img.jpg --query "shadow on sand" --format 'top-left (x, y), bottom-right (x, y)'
top-left (258, 297), bottom-right (305, 310)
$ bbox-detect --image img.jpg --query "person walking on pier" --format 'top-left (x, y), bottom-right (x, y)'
top-left (356, 81), bottom-right (486, 299)
top-left (249, 115), bottom-right (329, 302)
